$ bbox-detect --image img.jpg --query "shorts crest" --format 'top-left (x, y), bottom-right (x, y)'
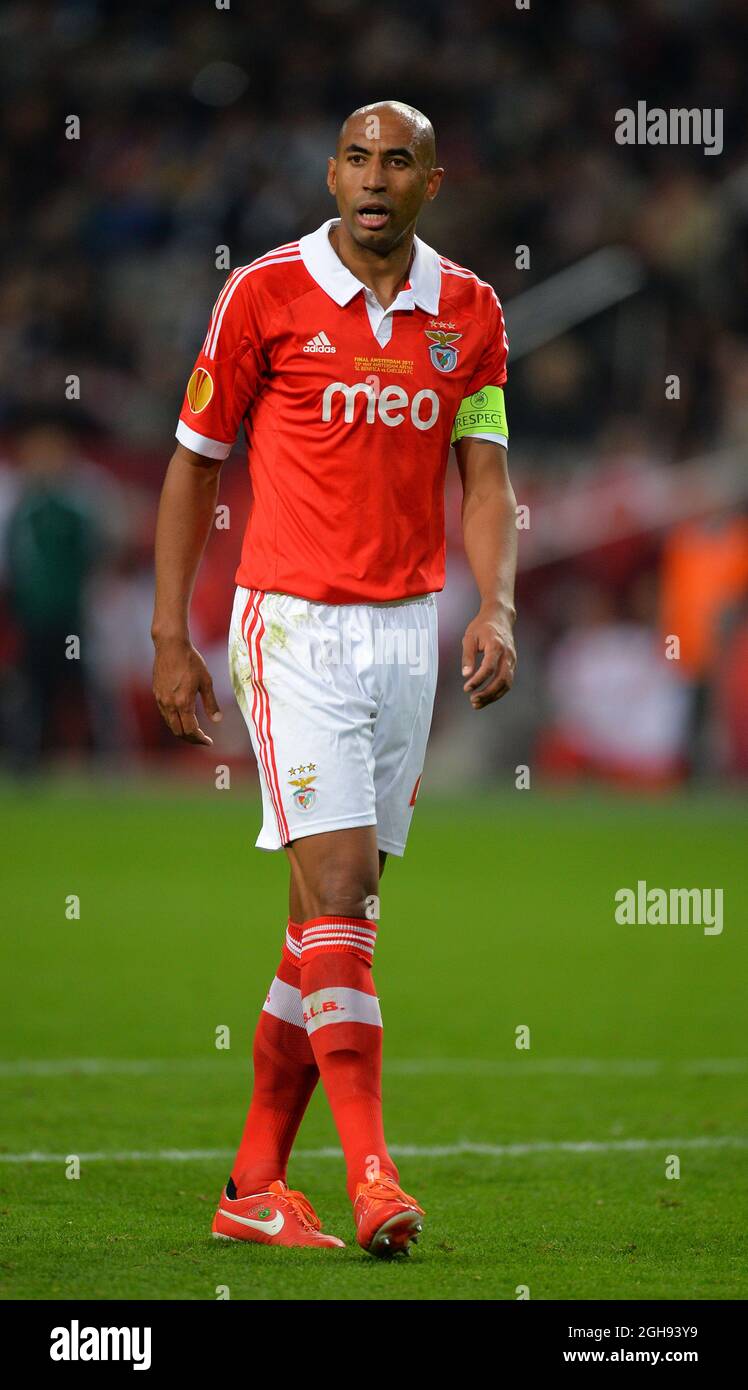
top-left (288, 763), bottom-right (318, 811)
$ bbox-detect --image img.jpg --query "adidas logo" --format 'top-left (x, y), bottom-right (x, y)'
top-left (303, 330), bottom-right (336, 354)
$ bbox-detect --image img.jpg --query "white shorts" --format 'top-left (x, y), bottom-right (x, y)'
top-left (228, 586), bottom-right (439, 856)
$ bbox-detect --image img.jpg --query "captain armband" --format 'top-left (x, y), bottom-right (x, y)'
top-left (450, 385), bottom-right (508, 445)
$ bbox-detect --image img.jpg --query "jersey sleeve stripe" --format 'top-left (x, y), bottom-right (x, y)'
top-left (439, 254), bottom-right (492, 282)
top-left (257, 239), bottom-right (301, 257)
top-left (439, 262), bottom-right (495, 292)
top-left (205, 253), bottom-right (302, 360)
top-left (200, 244), bottom-right (301, 355)
top-left (245, 242), bottom-right (301, 268)
top-left (202, 268), bottom-right (243, 353)
top-left (439, 258), bottom-right (504, 311)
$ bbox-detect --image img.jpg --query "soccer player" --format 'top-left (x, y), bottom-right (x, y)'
top-left (151, 101), bottom-right (517, 1256)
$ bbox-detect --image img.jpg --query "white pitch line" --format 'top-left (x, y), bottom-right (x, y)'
top-left (1, 1137), bottom-right (746, 1164)
top-left (0, 1059), bottom-right (220, 1077)
top-left (2, 1057), bottom-right (748, 1078)
top-left (387, 1059), bottom-right (663, 1076)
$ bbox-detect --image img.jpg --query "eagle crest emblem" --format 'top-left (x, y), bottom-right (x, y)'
top-left (425, 329), bottom-right (462, 373)
top-left (288, 769), bottom-right (318, 811)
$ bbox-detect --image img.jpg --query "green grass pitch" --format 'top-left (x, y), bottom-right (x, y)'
top-left (1, 780), bottom-right (746, 1301)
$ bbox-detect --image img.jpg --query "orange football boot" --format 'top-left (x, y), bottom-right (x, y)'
top-left (353, 1174), bottom-right (425, 1257)
top-left (212, 1179), bottom-right (345, 1248)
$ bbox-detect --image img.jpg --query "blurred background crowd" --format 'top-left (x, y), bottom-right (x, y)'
top-left (1, 0), bottom-right (747, 788)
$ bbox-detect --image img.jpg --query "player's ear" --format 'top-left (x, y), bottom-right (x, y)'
top-left (425, 167), bottom-right (444, 203)
top-left (327, 156), bottom-right (337, 195)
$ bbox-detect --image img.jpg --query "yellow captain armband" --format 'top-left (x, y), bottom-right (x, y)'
top-left (450, 385), bottom-right (508, 445)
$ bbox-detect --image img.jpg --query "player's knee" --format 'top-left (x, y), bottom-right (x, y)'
top-left (309, 874), bottom-right (376, 921)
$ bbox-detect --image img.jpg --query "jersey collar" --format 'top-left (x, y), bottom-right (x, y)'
top-left (299, 217), bottom-right (441, 314)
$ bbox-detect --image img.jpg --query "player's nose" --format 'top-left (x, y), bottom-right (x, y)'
top-left (363, 160), bottom-right (387, 190)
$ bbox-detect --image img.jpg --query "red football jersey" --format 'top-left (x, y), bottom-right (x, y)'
top-left (176, 219), bottom-right (508, 603)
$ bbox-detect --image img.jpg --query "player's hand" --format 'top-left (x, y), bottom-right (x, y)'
top-left (152, 636), bottom-right (222, 745)
top-left (461, 603), bottom-right (516, 709)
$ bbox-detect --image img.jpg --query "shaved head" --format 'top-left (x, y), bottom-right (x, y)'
top-left (338, 101), bottom-right (436, 169)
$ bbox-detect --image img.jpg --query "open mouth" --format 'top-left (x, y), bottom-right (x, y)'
top-left (355, 204), bottom-right (391, 230)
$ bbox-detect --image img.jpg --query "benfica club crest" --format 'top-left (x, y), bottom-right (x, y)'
top-left (293, 785), bottom-right (316, 811)
top-left (288, 765), bottom-right (318, 812)
top-left (425, 329), bottom-right (462, 373)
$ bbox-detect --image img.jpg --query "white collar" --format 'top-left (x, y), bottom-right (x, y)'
top-left (299, 217), bottom-right (441, 314)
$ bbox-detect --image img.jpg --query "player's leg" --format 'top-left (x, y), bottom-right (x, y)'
top-left (213, 845), bottom-right (345, 1246)
top-left (333, 595), bottom-right (436, 1253)
top-left (221, 589), bottom-right (395, 1247)
top-left (227, 855), bottom-right (319, 1204)
top-left (287, 826), bottom-right (423, 1254)
top-left (286, 827), bottom-right (389, 1192)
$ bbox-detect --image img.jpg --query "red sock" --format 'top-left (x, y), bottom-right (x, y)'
top-left (231, 920), bottom-right (319, 1196)
top-left (300, 916), bottom-right (399, 1201)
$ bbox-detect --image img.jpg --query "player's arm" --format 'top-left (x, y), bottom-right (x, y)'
top-left (152, 270), bottom-right (262, 745)
top-left (151, 443), bottom-right (223, 746)
top-left (455, 435), bottom-right (517, 709)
